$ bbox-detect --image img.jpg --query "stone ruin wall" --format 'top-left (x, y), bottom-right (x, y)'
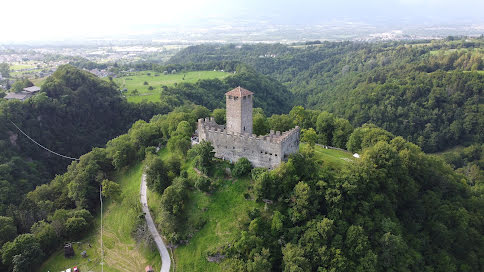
top-left (198, 117), bottom-right (300, 169)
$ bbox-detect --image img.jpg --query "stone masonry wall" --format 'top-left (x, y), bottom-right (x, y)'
top-left (198, 117), bottom-right (300, 169)
top-left (225, 94), bottom-right (253, 134)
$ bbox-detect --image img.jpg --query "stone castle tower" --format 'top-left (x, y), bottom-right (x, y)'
top-left (197, 87), bottom-right (300, 169)
top-left (226, 86), bottom-right (253, 134)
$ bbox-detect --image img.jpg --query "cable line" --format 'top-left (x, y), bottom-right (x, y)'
top-left (9, 120), bottom-right (80, 161)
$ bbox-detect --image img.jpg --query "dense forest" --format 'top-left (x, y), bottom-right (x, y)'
top-left (168, 38), bottom-right (484, 153)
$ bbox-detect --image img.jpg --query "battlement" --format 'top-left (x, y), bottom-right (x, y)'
top-left (198, 118), bottom-right (299, 144)
top-left (196, 88), bottom-right (300, 169)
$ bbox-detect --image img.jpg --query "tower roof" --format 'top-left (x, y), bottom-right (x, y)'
top-left (225, 86), bottom-right (253, 97)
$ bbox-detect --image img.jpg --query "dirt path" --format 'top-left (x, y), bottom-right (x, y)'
top-left (140, 173), bottom-right (171, 272)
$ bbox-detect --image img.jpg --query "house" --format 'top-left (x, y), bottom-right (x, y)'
top-left (3, 85), bottom-right (40, 101)
top-left (4, 92), bottom-right (33, 101)
top-left (23, 86), bottom-right (41, 93)
top-left (145, 265), bottom-right (154, 272)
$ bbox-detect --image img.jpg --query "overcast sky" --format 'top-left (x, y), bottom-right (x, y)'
top-left (1, 0), bottom-right (483, 42)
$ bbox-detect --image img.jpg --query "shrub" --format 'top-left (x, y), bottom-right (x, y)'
top-left (195, 176), bottom-right (211, 192)
top-left (232, 157), bottom-right (253, 177)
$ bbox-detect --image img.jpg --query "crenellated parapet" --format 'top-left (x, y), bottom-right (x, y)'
top-left (197, 88), bottom-right (300, 169)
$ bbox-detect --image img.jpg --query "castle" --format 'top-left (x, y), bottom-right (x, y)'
top-left (197, 87), bottom-right (300, 169)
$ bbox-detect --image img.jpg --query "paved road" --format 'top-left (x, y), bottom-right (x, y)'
top-left (140, 173), bottom-right (171, 272)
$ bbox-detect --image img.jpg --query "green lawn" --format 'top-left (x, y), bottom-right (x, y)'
top-left (173, 176), bottom-right (260, 272)
top-left (39, 163), bottom-right (160, 272)
top-left (113, 70), bottom-right (230, 103)
top-left (301, 143), bottom-right (355, 169)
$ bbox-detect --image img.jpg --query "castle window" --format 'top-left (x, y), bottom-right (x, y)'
top-left (275, 154), bottom-right (278, 157)
top-left (243, 96), bottom-right (246, 100)
top-left (269, 153), bottom-right (272, 156)
top-left (234, 97), bottom-right (238, 101)
top-left (243, 126), bottom-right (246, 131)
top-left (228, 95), bottom-right (232, 99)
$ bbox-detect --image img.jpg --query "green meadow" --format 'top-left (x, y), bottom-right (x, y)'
top-left (113, 70), bottom-right (230, 103)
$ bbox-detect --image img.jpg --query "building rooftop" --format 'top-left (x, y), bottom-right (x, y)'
top-left (225, 86), bottom-right (253, 97)
top-left (23, 86), bottom-right (41, 93)
top-left (4, 92), bottom-right (32, 101)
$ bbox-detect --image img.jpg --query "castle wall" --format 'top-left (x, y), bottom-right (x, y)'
top-left (198, 118), bottom-right (299, 169)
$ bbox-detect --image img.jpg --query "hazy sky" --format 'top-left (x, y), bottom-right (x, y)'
top-left (1, 0), bottom-right (483, 42)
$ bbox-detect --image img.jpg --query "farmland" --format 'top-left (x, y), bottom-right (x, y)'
top-left (113, 70), bottom-right (230, 103)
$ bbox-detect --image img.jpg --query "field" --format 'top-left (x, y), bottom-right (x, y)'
top-left (303, 143), bottom-right (355, 169)
top-left (113, 70), bottom-right (230, 103)
top-left (39, 163), bottom-right (161, 272)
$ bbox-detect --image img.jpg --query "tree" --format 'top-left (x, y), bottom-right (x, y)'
top-left (194, 176), bottom-right (211, 192)
top-left (316, 111), bottom-right (335, 145)
top-left (212, 108), bottom-right (226, 124)
top-left (268, 114), bottom-right (294, 132)
top-left (282, 243), bottom-right (310, 272)
top-left (30, 220), bottom-right (57, 253)
top-left (301, 128), bottom-right (317, 147)
top-left (145, 155), bottom-right (171, 194)
top-left (290, 182), bottom-right (311, 223)
top-left (101, 179), bottom-right (121, 202)
top-left (247, 248), bottom-right (272, 272)
top-left (1, 234), bottom-right (43, 270)
top-left (172, 121), bottom-right (193, 138)
top-left (64, 217), bottom-right (88, 239)
top-left (160, 179), bottom-right (187, 216)
top-left (0, 63), bottom-right (9, 78)
top-left (271, 211), bottom-right (284, 235)
top-left (10, 78), bottom-right (33, 93)
top-left (289, 105), bottom-right (308, 128)
top-left (0, 216), bottom-right (16, 246)
top-left (192, 141), bottom-right (215, 174)
top-left (232, 157), bottom-right (253, 177)
top-left (167, 135), bottom-right (191, 157)
top-left (332, 118), bottom-right (353, 149)
top-left (253, 113), bottom-right (269, 136)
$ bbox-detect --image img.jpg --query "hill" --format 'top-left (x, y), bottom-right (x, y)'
top-left (167, 39), bottom-right (484, 152)
top-left (0, 65), bottom-right (168, 216)
top-left (143, 121), bottom-right (484, 272)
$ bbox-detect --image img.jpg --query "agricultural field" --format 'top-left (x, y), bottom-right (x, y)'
top-left (112, 70), bottom-right (230, 103)
top-left (39, 163), bottom-right (160, 272)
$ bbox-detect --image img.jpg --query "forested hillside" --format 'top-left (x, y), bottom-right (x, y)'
top-left (158, 64), bottom-right (293, 115)
top-left (0, 65), bottom-right (169, 225)
top-left (168, 38), bottom-right (484, 152)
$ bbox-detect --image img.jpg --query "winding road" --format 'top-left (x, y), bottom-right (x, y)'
top-left (140, 173), bottom-right (171, 272)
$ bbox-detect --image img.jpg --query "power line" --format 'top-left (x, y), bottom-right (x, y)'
top-left (9, 120), bottom-right (80, 161)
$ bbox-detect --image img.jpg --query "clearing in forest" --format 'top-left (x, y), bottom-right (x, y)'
top-left (113, 70), bottom-right (230, 103)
